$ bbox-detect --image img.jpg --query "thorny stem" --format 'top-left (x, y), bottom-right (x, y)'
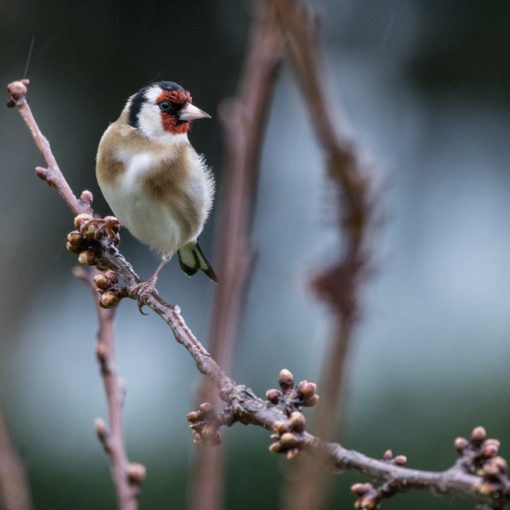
top-left (5, 67), bottom-right (508, 510)
top-left (74, 268), bottom-right (143, 510)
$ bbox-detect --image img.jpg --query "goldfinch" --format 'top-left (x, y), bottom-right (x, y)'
top-left (96, 81), bottom-right (217, 296)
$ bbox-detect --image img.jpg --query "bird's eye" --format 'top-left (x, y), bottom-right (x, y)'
top-left (159, 101), bottom-right (170, 111)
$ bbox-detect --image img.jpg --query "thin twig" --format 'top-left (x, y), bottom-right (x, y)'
top-left (6, 77), bottom-right (508, 509)
top-left (191, 2), bottom-right (285, 509)
top-left (74, 268), bottom-right (144, 509)
top-left (0, 405), bottom-right (32, 510)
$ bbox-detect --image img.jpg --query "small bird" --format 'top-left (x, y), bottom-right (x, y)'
top-left (96, 81), bottom-right (217, 298)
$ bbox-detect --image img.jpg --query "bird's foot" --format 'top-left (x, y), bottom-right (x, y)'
top-left (76, 214), bottom-right (121, 244)
top-left (129, 279), bottom-right (159, 314)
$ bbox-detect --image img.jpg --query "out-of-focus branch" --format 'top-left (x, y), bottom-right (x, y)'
top-left (270, 2), bottom-right (374, 508)
top-left (0, 406), bottom-right (32, 510)
top-left (74, 268), bottom-right (144, 510)
top-left (7, 80), bottom-right (509, 509)
top-left (191, 2), bottom-right (285, 509)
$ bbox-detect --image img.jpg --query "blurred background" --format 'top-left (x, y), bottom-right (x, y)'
top-left (1, 0), bottom-right (510, 508)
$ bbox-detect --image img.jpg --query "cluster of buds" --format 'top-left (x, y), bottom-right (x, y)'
top-left (93, 270), bottom-right (124, 309)
top-left (76, 212), bottom-right (120, 245)
top-left (186, 402), bottom-right (224, 447)
top-left (351, 482), bottom-right (383, 509)
top-left (455, 426), bottom-right (508, 499)
top-left (269, 410), bottom-right (306, 460)
top-left (66, 214), bottom-right (99, 265)
top-left (265, 369), bottom-right (319, 460)
top-left (350, 451), bottom-right (406, 509)
top-left (265, 368), bottom-right (319, 409)
top-left (66, 212), bottom-right (120, 268)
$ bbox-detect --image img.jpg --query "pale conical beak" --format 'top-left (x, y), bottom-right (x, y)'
top-left (178, 102), bottom-right (211, 121)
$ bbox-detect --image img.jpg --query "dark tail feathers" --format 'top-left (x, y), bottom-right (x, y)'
top-left (177, 242), bottom-right (217, 283)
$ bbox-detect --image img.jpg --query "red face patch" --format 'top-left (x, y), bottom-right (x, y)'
top-left (157, 89), bottom-right (192, 105)
top-left (157, 90), bottom-right (193, 134)
top-left (160, 114), bottom-right (189, 134)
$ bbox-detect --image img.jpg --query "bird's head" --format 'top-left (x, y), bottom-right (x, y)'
top-left (127, 81), bottom-right (210, 140)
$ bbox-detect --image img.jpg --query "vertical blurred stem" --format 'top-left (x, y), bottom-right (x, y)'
top-left (275, 1), bottom-right (373, 509)
top-left (75, 267), bottom-right (143, 510)
top-left (0, 405), bottom-right (32, 510)
top-left (190, 2), bottom-right (285, 510)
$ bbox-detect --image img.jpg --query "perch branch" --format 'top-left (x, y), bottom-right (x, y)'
top-left (191, 2), bottom-right (285, 509)
top-left (74, 267), bottom-right (144, 509)
top-left (6, 77), bottom-right (508, 509)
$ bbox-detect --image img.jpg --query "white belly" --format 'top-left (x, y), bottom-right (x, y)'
top-left (100, 152), bottom-right (200, 258)
top-left (101, 182), bottom-right (185, 257)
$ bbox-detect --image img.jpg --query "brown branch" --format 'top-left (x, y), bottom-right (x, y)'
top-left (305, 427), bottom-right (509, 507)
top-left (74, 267), bottom-right (144, 509)
top-left (0, 405), bottom-right (32, 510)
top-left (191, 2), bottom-right (285, 509)
top-left (6, 74), bottom-right (508, 509)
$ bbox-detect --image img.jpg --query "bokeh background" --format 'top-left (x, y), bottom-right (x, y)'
top-left (1, 0), bottom-right (510, 508)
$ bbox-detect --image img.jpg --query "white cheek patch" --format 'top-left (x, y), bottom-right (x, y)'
top-left (138, 101), bottom-right (164, 140)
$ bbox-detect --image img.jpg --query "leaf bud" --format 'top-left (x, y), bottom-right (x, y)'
top-left (78, 250), bottom-right (96, 265)
top-left (278, 368), bottom-right (294, 390)
top-left (80, 190), bottom-right (93, 204)
top-left (94, 417), bottom-right (108, 443)
top-left (481, 439), bottom-right (500, 457)
top-left (269, 441), bottom-right (283, 453)
top-left (74, 213), bottom-right (93, 228)
top-left (393, 455), bottom-right (407, 466)
top-left (266, 389), bottom-right (281, 404)
top-left (471, 426), bottom-right (487, 445)
top-left (127, 463), bottom-right (146, 485)
top-left (286, 448), bottom-right (300, 460)
top-left (351, 483), bottom-right (372, 496)
top-left (297, 380), bottom-right (317, 400)
top-left (67, 230), bottom-right (82, 245)
top-left (100, 291), bottom-right (119, 308)
top-left (66, 241), bottom-right (81, 254)
top-left (94, 273), bottom-right (112, 291)
top-left (273, 420), bottom-right (290, 434)
top-left (104, 270), bottom-right (118, 282)
top-left (289, 411), bottom-right (306, 432)
top-left (454, 437), bottom-right (469, 453)
top-left (199, 402), bottom-right (215, 415)
top-left (302, 394), bottom-right (320, 407)
top-left (280, 432), bottom-right (298, 448)
top-left (186, 411), bottom-right (202, 423)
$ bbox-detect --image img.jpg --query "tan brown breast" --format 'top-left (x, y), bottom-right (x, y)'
top-left (142, 145), bottom-right (202, 242)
